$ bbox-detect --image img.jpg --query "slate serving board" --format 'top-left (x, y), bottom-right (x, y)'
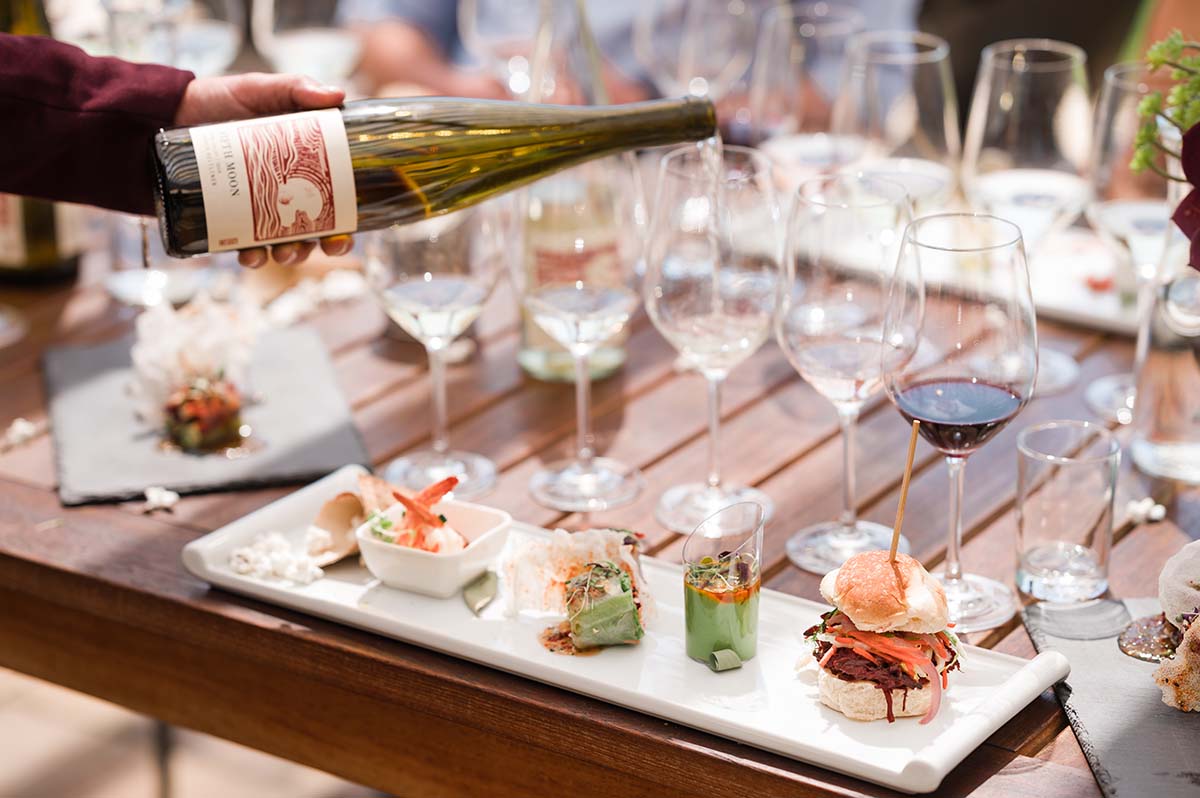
top-left (44, 327), bottom-right (368, 505)
top-left (1023, 598), bottom-right (1198, 798)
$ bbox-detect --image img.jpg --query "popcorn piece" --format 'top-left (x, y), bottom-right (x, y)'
top-left (228, 531), bottom-right (325, 585)
top-left (1126, 497), bottom-right (1166, 524)
top-left (143, 486), bottom-right (180, 513)
top-left (2, 417), bottom-right (38, 451)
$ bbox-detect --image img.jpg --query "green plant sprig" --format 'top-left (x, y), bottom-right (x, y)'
top-left (1133, 30), bottom-right (1200, 181)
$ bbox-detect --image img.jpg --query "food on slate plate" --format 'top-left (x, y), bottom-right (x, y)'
top-left (362, 476), bottom-right (468, 554)
top-left (806, 551), bottom-right (961, 724)
top-left (164, 376), bottom-right (244, 452)
top-left (685, 548), bottom-right (760, 665)
top-left (1152, 541), bottom-right (1200, 711)
top-left (506, 528), bottom-right (649, 655)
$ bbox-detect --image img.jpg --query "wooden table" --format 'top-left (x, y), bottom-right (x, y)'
top-left (0, 251), bottom-right (1192, 798)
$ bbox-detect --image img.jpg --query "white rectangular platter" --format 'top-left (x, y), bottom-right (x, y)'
top-left (182, 465), bottom-right (1070, 794)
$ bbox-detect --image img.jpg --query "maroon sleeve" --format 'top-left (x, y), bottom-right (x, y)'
top-left (0, 33), bottom-right (194, 215)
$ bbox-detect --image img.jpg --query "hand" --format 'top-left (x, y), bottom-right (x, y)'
top-left (175, 73), bottom-right (356, 268)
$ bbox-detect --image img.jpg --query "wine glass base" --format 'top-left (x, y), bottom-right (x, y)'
top-left (786, 520), bottom-right (910, 575)
top-left (655, 483), bottom-right (775, 534)
top-left (1084, 373), bottom-right (1135, 424)
top-left (529, 457), bottom-right (643, 512)
top-left (0, 304), bottom-right (28, 350)
top-left (104, 268), bottom-right (212, 308)
top-left (935, 572), bottom-right (1017, 634)
top-left (383, 449), bottom-right (497, 501)
top-left (1033, 348), bottom-right (1080, 397)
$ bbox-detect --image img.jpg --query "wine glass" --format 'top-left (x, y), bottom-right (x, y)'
top-left (749, 2), bottom-right (865, 192)
top-left (1085, 62), bottom-right (1176, 423)
top-left (253, 0), bottom-right (362, 88)
top-left (644, 144), bottom-right (781, 532)
top-left (775, 174), bottom-right (912, 574)
top-left (514, 158), bottom-right (645, 511)
top-left (102, 0), bottom-right (243, 308)
top-left (962, 39), bottom-right (1092, 396)
top-left (365, 201), bottom-right (509, 499)
top-left (833, 30), bottom-right (960, 215)
top-left (883, 213), bottom-right (1037, 633)
top-left (634, 0), bottom-right (758, 102)
top-left (459, 0), bottom-right (579, 101)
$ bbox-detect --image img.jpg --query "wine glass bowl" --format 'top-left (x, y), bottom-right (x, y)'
top-left (253, 0), bottom-right (362, 88)
top-left (775, 174), bottom-right (912, 574)
top-left (883, 212), bottom-right (1036, 633)
top-left (1084, 62), bottom-right (1176, 423)
top-left (833, 30), bottom-right (960, 215)
top-left (750, 2), bottom-right (865, 190)
top-left (644, 143), bottom-right (781, 532)
top-left (634, 0), bottom-right (758, 101)
top-left (515, 158), bottom-right (645, 512)
top-left (459, 0), bottom-right (578, 101)
top-left (366, 202), bottom-right (507, 499)
top-left (962, 39), bottom-right (1091, 397)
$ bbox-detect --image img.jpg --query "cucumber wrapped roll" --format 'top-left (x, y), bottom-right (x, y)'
top-left (565, 562), bottom-right (645, 649)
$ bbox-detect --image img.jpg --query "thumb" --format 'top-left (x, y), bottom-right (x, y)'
top-left (288, 77), bottom-right (346, 110)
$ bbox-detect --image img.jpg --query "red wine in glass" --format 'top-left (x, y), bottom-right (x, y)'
top-left (894, 378), bottom-right (1024, 456)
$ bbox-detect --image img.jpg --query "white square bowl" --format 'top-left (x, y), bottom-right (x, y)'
top-left (355, 500), bottom-right (511, 598)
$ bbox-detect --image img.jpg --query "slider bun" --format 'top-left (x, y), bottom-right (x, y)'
top-left (817, 668), bottom-right (931, 721)
top-left (819, 551), bottom-right (948, 634)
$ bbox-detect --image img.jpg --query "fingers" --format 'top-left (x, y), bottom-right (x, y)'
top-left (240, 236), bottom-right (351, 269)
top-left (320, 234), bottom-right (354, 257)
top-left (238, 247), bottom-right (269, 268)
top-left (269, 240), bottom-right (316, 266)
top-left (289, 77), bottom-right (346, 110)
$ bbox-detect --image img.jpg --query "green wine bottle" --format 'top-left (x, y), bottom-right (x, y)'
top-left (0, 0), bottom-right (84, 284)
top-left (153, 96), bottom-right (715, 257)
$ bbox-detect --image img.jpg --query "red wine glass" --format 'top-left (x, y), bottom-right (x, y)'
top-left (882, 213), bottom-right (1037, 633)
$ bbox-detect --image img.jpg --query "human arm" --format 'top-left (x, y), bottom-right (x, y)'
top-left (0, 33), bottom-right (351, 267)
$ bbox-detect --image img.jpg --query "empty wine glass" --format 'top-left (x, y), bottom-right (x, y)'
top-left (833, 30), bottom-right (960, 215)
top-left (775, 174), bottom-right (912, 574)
top-left (749, 2), bottom-right (865, 191)
top-left (365, 201), bottom-right (509, 499)
top-left (645, 144), bottom-right (781, 532)
top-left (1085, 62), bottom-right (1176, 423)
top-left (514, 158), bottom-right (645, 511)
top-left (883, 213), bottom-right (1037, 632)
top-left (102, 0), bottom-right (243, 309)
top-left (106, 0), bottom-right (243, 73)
top-left (962, 39), bottom-right (1092, 396)
top-left (634, 0), bottom-right (758, 102)
top-left (459, 0), bottom-right (580, 101)
top-left (254, 0), bottom-right (362, 88)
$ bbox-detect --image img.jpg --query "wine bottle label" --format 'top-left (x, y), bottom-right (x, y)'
top-left (0, 193), bottom-right (25, 267)
top-left (190, 109), bottom-right (357, 252)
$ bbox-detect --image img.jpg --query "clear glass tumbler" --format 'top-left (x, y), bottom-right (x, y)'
top-left (682, 501), bottom-right (765, 665)
top-left (1016, 420), bottom-right (1119, 602)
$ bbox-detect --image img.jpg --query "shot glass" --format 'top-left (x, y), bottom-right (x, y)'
top-left (682, 502), bottom-right (765, 666)
top-left (1016, 421), bottom-right (1119, 602)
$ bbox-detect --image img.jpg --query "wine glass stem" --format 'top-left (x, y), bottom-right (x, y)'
top-left (428, 345), bottom-right (450, 455)
top-left (574, 353), bottom-right (595, 464)
top-left (1132, 274), bottom-right (1156, 384)
top-left (836, 405), bottom-right (861, 534)
top-left (705, 375), bottom-right (723, 490)
top-left (944, 455), bottom-right (967, 584)
top-left (140, 217), bottom-right (151, 270)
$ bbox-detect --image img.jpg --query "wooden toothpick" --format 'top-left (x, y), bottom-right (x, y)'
top-left (891, 420), bottom-right (921, 562)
